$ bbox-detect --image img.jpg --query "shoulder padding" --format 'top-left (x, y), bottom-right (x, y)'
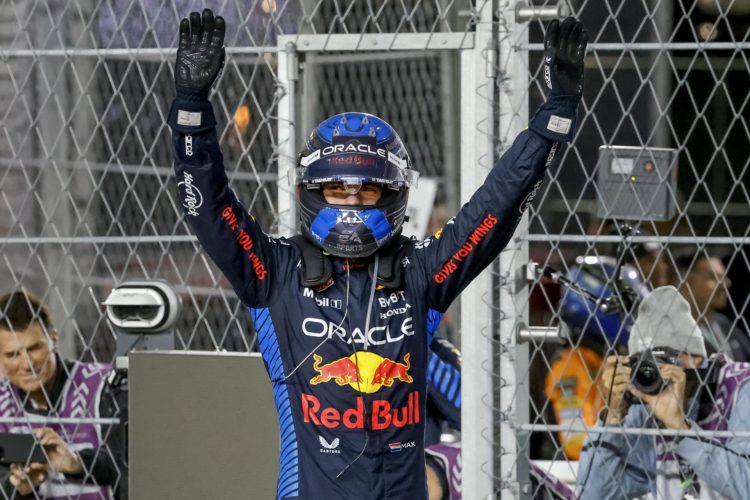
top-left (288, 235), bottom-right (333, 289)
top-left (370, 235), bottom-right (412, 290)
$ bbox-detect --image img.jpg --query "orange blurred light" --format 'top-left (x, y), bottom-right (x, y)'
top-left (697, 22), bottom-right (719, 42)
top-left (234, 105), bottom-right (251, 131)
top-left (262, 0), bottom-right (277, 14)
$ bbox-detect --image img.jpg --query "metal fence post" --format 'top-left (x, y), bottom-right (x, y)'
top-left (276, 42), bottom-right (298, 237)
top-left (497, 2), bottom-right (532, 495)
top-left (460, 1), bottom-right (496, 498)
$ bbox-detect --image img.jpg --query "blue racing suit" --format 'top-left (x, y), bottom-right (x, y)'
top-left (168, 92), bottom-right (569, 499)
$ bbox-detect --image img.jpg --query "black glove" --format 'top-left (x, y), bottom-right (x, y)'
top-left (529, 17), bottom-right (588, 142)
top-left (543, 17), bottom-right (588, 97)
top-left (175, 9), bottom-right (226, 96)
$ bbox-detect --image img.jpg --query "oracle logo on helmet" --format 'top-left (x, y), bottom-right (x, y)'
top-left (321, 143), bottom-right (387, 158)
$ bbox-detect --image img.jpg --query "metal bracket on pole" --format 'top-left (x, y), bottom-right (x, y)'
top-left (514, 261), bottom-right (539, 293)
top-left (485, 38), bottom-right (496, 79)
top-left (286, 42), bottom-right (299, 81)
top-left (514, 429), bottom-right (533, 499)
top-left (516, 323), bottom-right (568, 344)
top-left (514, 2), bottom-right (569, 23)
top-left (276, 42), bottom-right (298, 237)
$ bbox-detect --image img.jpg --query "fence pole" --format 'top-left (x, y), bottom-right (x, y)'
top-left (496, 2), bottom-right (532, 495)
top-left (460, 1), bottom-right (496, 498)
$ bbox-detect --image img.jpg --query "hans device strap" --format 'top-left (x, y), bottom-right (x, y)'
top-left (288, 235), bottom-right (334, 289)
top-left (288, 234), bottom-right (411, 291)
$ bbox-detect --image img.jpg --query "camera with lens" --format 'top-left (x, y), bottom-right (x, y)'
top-left (627, 347), bottom-right (680, 395)
top-left (104, 280), bottom-right (182, 357)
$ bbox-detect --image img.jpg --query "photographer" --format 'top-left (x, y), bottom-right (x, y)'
top-left (577, 286), bottom-right (750, 499)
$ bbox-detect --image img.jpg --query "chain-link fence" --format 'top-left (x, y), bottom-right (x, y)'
top-left (497, 0), bottom-right (750, 498)
top-left (2, 0), bottom-right (750, 498)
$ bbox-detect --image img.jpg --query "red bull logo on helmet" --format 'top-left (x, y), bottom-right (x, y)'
top-left (309, 352), bottom-right (412, 394)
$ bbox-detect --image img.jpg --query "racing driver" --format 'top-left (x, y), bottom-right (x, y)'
top-left (168, 9), bottom-right (588, 500)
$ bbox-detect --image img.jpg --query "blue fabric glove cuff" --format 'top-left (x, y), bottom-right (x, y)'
top-left (529, 95), bottom-right (581, 143)
top-left (167, 89), bottom-right (216, 134)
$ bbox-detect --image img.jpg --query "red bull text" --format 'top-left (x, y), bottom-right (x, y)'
top-left (301, 391), bottom-right (420, 430)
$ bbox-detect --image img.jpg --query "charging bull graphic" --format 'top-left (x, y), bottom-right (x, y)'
top-left (310, 352), bottom-right (412, 394)
top-left (310, 354), bottom-right (362, 386)
top-left (372, 353), bottom-right (412, 386)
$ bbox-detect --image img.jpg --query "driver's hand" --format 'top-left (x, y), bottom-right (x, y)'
top-left (175, 9), bottom-right (226, 95)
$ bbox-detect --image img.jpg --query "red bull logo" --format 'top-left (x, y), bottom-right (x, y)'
top-left (372, 354), bottom-right (412, 386)
top-left (303, 352), bottom-right (418, 430)
top-left (309, 352), bottom-right (412, 394)
top-left (310, 354), bottom-right (362, 386)
top-left (301, 391), bottom-right (420, 430)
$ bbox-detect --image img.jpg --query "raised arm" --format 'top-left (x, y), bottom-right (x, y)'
top-left (411, 18), bottom-right (588, 312)
top-left (167, 10), bottom-right (292, 307)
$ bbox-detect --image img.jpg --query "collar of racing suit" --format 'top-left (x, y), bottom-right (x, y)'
top-left (288, 233), bottom-right (412, 292)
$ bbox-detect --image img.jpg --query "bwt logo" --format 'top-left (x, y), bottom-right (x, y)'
top-left (177, 172), bottom-right (203, 216)
top-left (379, 291), bottom-right (407, 308)
top-left (378, 291), bottom-right (412, 319)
